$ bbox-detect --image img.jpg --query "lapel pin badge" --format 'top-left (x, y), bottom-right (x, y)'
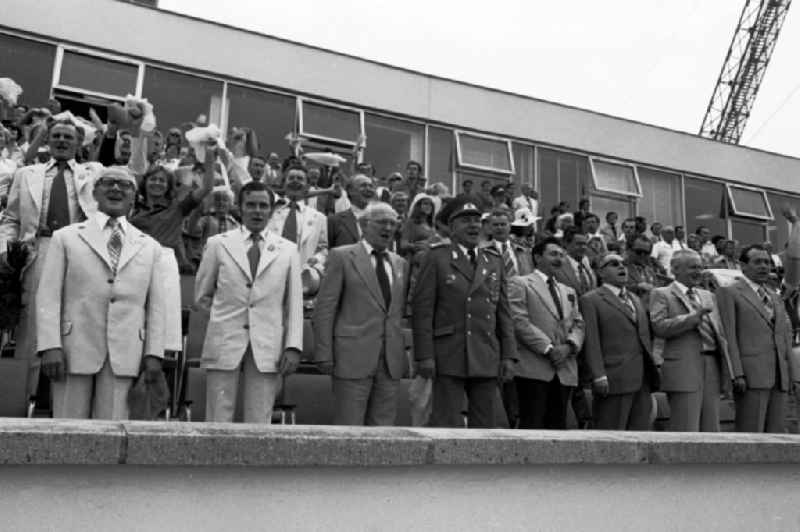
top-left (452, 250), bottom-right (458, 260)
top-left (267, 244), bottom-right (275, 252)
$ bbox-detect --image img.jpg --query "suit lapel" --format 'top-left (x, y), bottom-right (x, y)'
top-left (221, 230), bottom-right (253, 281)
top-left (736, 280), bottom-right (772, 326)
top-left (77, 221), bottom-right (113, 271)
top-left (670, 282), bottom-right (694, 313)
top-left (255, 231), bottom-right (282, 278)
top-left (450, 245), bottom-right (474, 281)
top-left (529, 272), bottom-right (558, 320)
top-left (28, 164), bottom-right (46, 213)
top-left (469, 249), bottom-right (490, 294)
top-left (115, 225), bottom-right (146, 273)
top-left (351, 244), bottom-right (387, 311)
top-left (599, 286), bottom-right (636, 324)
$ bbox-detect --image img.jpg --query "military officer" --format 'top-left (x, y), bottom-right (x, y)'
top-left (412, 198), bottom-right (517, 428)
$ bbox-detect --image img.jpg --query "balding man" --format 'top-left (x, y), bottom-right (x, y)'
top-left (327, 173), bottom-right (376, 248)
top-left (650, 249), bottom-right (736, 431)
top-left (314, 203), bottom-right (409, 425)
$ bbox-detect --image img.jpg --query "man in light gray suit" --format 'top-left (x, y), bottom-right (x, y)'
top-left (716, 244), bottom-right (797, 433)
top-left (650, 249), bottom-right (738, 431)
top-left (313, 203), bottom-right (409, 425)
top-left (508, 236), bottom-right (585, 429)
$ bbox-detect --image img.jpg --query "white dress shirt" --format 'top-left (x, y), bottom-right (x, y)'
top-left (362, 239), bottom-right (393, 287)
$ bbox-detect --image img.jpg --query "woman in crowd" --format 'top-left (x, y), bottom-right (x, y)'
top-left (400, 193), bottom-right (437, 260)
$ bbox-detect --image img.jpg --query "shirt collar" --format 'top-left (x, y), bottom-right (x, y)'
top-left (46, 158), bottom-right (75, 171)
top-left (534, 269), bottom-right (550, 283)
top-left (604, 283), bottom-right (623, 297)
top-left (94, 211), bottom-right (128, 234)
top-left (742, 275), bottom-right (763, 294)
top-left (241, 225), bottom-right (269, 241)
top-left (673, 280), bottom-right (689, 295)
top-left (458, 243), bottom-right (476, 258)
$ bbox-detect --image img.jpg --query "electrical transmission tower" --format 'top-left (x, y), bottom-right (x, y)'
top-left (699, 0), bottom-right (792, 144)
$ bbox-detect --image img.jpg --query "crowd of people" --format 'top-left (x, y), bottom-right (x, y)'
top-left (1, 82), bottom-right (799, 433)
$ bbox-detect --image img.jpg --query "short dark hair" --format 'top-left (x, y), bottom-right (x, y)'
top-left (250, 154), bottom-right (267, 163)
top-left (635, 216), bottom-right (646, 223)
top-left (406, 160), bottom-right (422, 172)
top-left (711, 235), bottom-right (726, 246)
top-left (605, 211), bottom-right (618, 221)
top-left (695, 225), bottom-right (708, 235)
top-left (583, 213), bottom-right (600, 224)
top-left (463, 179), bottom-right (473, 186)
top-left (532, 236), bottom-right (562, 257)
top-left (238, 180), bottom-right (274, 208)
top-left (622, 217), bottom-right (636, 225)
top-left (739, 244), bottom-right (767, 264)
top-left (562, 225), bottom-right (582, 244)
top-left (630, 235), bottom-right (652, 249)
top-left (488, 209), bottom-right (511, 222)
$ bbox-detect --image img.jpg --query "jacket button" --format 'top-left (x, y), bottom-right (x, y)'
top-left (110, 298), bottom-right (115, 303)
top-left (243, 324), bottom-right (250, 330)
top-left (246, 283), bottom-right (252, 288)
top-left (467, 331), bottom-right (472, 335)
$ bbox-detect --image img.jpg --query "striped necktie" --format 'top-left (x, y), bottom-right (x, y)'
top-left (107, 217), bottom-right (123, 276)
top-left (757, 286), bottom-right (774, 322)
top-left (501, 242), bottom-right (517, 277)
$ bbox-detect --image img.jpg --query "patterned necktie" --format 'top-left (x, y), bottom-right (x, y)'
top-left (757, 285), bottom-right (774, 322)
top-left (502, 242), bottom-right (517, 277)
top-left (372, 249), bottom-right (391, 308)
top-left (619, 288), bottom-right (635, 319)
top-left (107, 217), bottom-right (123, 276)
top-left (248, 233), bottom-right (261, 279)
top-left (547, 276), bottom-right (564, 320)
top-left (578, 261), bottom-right (591, 293)
top-left (282, 202), bottom-right (298, 244)
top-left (46, 161), bottom-right (71, 231)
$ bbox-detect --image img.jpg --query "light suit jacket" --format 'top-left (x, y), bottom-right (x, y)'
top-left (0, 159), bottom-right (102, 268)
top-left (36, 219), bottom-right (166, 377)
top-left (195, 229), bottom-right (303, 373)
top-left (650, 282), bottom-right (736, 393)
top-left (312, 243), bottom-right (409, 379)
top-left (507, 270), bottom-right (585, 386)
top-left (716, 279), bottom-right (793, 391)
top-left (268, 201), bottom-right (328, 292)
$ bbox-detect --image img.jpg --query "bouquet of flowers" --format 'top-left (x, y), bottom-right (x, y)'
top-left (0, 78), bottom-right (23, 106)
top-left (0, 241), bottom-right (30, 330)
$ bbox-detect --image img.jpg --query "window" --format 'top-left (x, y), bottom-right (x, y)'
top-left (766, 192), bottom-right (800, 249)
top-left (589, 158), bottom-right (641, 196)
top-left (299, 99), bottom-right (362, 144)
top-left (684, 176), bottom-right (726, 237)
top-left (512, 143), bottom-right (535, 187)
top-left (427, 126), bottom-right (454, 189)
top-left (638, 167), bottom-right (683, 226)
top-left (456, 131), bottom-right (513, 174)
top-left (727, 184), bottom-right (773, 220)
top-left (537, 148), bottom-right (591, 214)
top-left (731, 219), bottom-right (767, 247)
top-left (0, 34), bottom-right (55, 107)
top-left (142, 67), bottom-right (223, 131)
top-left (58, 50), bottom-right (139, 98)
top-left (590, 196), bottom-right (635, 223)
top-left (364, 114), bottom-right (424, 179)
top-left (227, 84), bottom-right (295, 156)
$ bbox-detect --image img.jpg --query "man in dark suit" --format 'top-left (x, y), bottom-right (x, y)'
top-left (649, 249), bottom-right (737, 432)
top-left (716, 244), bottom-right (797, 433)
top-left (507, 237), bottom-right (585, 429)
top-left (327, 174), bottom-right (375, 248)
top-left (313, 203), bottom-right (409, 425)
top-left (412, 198), bottom-right (517, 428)
top-left (580, 253), bottom-right (656, 430)
top-left (555, 226), bottom-right (596, 297)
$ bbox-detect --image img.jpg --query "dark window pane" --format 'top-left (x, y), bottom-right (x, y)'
top-left (428, 126), bottom-right (453, 188)
top-left (0, 34), bottom-right (55, 107)
top-left (731, 219), bottom-right (766, 247)
top-left (227, 84), bottom-right (295, 156)
top-left (512, 143), bottom-right (535, 186)
top-left (59, 51), bottom-right (137, 96)
top-left (142, 67), bottom-right (223, 131)
top-left (364, 114), bottom-right (424, 179)
top-left (729, 186), bottom-right (771, 218)
top-left (684, 176), bottom-right (726, 236)
top-left (537, 148), bottom-right (591, 214)
top-left (458, 133), bottom-right (511, 171)
top-left (302, 101), bottom-right (360, 142)
top-left (638, 167), bottom-right (683, 226)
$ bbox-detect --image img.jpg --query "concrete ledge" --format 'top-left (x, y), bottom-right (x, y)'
top-left (1, 419), bottom-right (799, 466)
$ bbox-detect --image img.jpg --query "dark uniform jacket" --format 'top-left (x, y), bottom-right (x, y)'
top-left (411, 242), bottom-right (517, 378)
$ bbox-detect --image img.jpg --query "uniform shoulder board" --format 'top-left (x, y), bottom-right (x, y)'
top-left (482, 246), bottom-right (501, 256)
top-left (429, 240), bottom-right (449, 249)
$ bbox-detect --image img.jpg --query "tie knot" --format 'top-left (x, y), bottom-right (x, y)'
top-left (548, 276), bottom-right (556, 286)
top-left (107, 217), bottom-right (118, 229)
top-left (619, 288), bottom-right (627, 299)
top-left (289, 201), bottom-right (298, 211)
top-left (372, 249), bottom-right (387, 259)
top-left (250, 232), bottom-right (261, 242)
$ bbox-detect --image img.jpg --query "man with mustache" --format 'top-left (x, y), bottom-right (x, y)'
top-left (327, 173), bottom-right (376, 249)
top-left (412, 198), bottom-right (516, 428)
top-left (507, 237), bottom-right (585, 429)
top-left (267, 159), bottom-right (328, 296)
top-left (0, 120), bottom-right (139, 399)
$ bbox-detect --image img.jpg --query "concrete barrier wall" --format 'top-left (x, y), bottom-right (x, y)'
top-left (1, 420), bottom-right (799, 531)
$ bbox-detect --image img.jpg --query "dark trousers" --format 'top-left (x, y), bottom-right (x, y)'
top-left (515, 375), bottom-right (572, 429)
top-left (430, 375), bottom-right (497, 428)
top-left (593, 383), bottom-right (653, 431)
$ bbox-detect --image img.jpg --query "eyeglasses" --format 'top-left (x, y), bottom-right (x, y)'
top-left (97, 179), bottom-right (135, 191)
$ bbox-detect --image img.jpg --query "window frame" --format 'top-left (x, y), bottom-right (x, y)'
top-left (454, 130), bottom-right (515, 175)
top-left (297, 97), bottom-right (364, 147)
top-left (588, 156), bottom-right (642, 198)
top-left (726, 183), bottom-right (774, 221)
top-left (53, 45), bottom-right (144, 102)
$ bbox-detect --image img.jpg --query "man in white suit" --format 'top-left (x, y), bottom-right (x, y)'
top-left (267, 159), bottom-right (327, 296)
top-left (508, 236), bottom-right (585, 429)
top-left (313, 203), bottom-right (409, 425)
top-left (195, 181), bottom-right (303, 423)
top-left (36, 167), bottom-right (166, 419)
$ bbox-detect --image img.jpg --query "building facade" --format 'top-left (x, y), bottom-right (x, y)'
top-left (3, 0), bottom-right (800, 246)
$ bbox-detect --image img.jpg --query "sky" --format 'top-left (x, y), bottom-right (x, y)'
top-left (160, 0), bottom-right (800, 159)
